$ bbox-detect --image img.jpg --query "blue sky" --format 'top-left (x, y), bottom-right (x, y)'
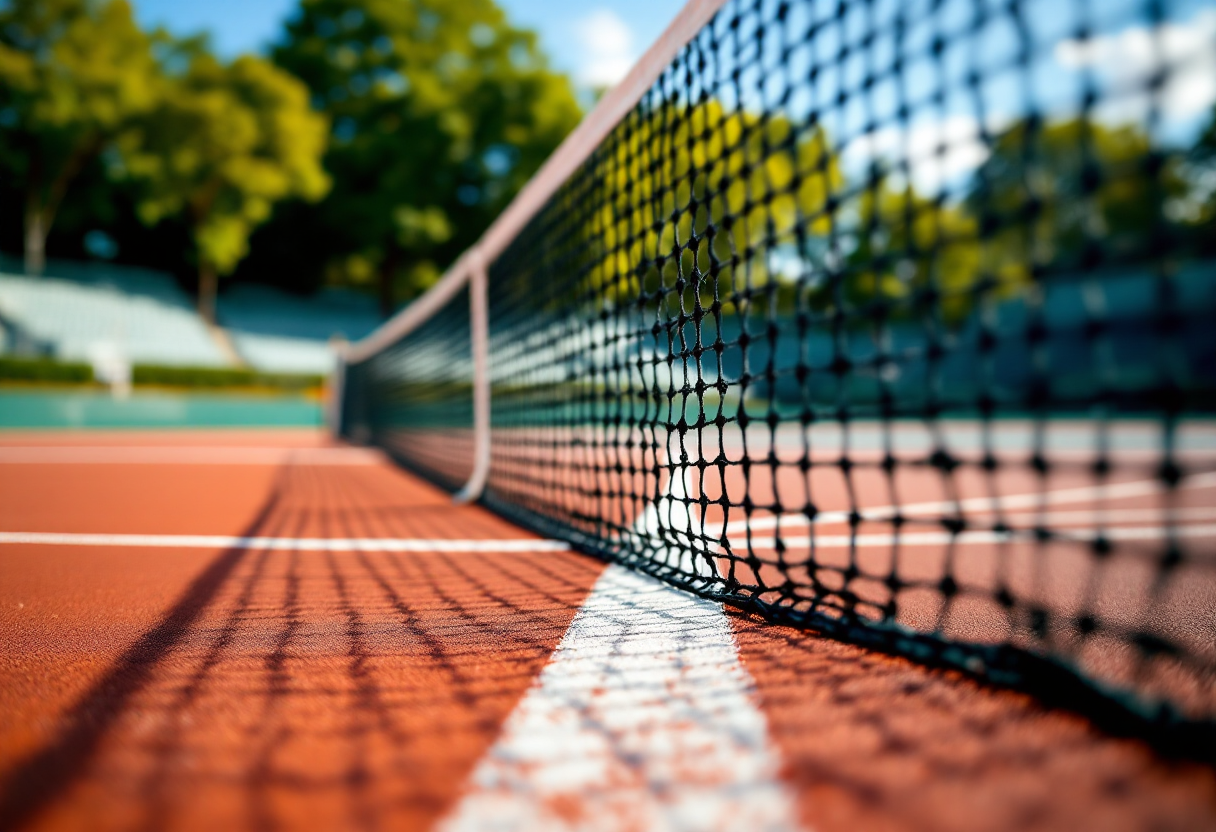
top-left (131, 0), bottom-right (688, 89)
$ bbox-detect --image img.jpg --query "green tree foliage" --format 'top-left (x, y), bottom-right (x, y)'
top-left (573, 99), bottom-right (993, 328)
top-left (836, 180), bottom-right (984, 324)
top-left (817, 116), bottom-right (1206, 328)
top-left (0, 0), bottom-right (158, 274)
top-left (827, 117), bottom-right (1195, 326)
top-left (123, 51), bottom-right (330, 322)
top-left (576, 100), bottom-right (843, 315)
top-left (266, 0), bottom-right (581, 312)
top-left (565, 98), bottom-right (1000, 328)
top-left (969, 117), bottom-right (1187, 276)
top-left (4, 0), bottom-right (1208, 338)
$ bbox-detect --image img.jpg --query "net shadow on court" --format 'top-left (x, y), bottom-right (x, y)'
top-left (0, 464), bottom-right (603, 832)
top-left (727, 609), bottom-right (1216, 832)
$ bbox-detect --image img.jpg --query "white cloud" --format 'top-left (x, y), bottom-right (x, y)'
top-left (841, 114), bottom-right (999, 196)
top-left (573, 8), bottom-right (636, 89)
top-left (1054, 9), bottom-right (1216, 124)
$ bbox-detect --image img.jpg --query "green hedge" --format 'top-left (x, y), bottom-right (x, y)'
top-left (0, 355), bottom-right (323, 390)
top-left (0, 355), bottom-right (93, 383)
top-left (131, 364), bottom-right (324, 390)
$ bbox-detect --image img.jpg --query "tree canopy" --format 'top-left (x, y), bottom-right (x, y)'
top-left (0, 0), bottom-right (158, 274)
top-left (0, 0), bottom-right (579, 316)
top-left (123, 50), bottom-right (329, 321)
top-left (557, 100), bottom-right (843, 317)
top-left (968, 118), bottom-right (1189, 276)
top-left (1, 1), bottom-right (1213, 330)
top-left (258, 0), bottom-right (582, 311)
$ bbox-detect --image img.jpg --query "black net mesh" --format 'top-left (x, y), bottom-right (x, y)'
top-left (342, 0), bottom-right (1216, 752)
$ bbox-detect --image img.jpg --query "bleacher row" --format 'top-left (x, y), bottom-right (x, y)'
top-left (0, 259), bottom-right (381, 375)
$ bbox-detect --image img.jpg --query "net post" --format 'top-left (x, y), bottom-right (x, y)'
top-left (454, 247), bottom-right (490, 504)
top-left (327, 345), bottom-right (347, 439)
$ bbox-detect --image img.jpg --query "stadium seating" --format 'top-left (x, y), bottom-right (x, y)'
top-left (216, 283), bottom-right (381, 373)
top-left (0, 258), bottom-right (382, 374)
top-left (0, 261), bottom-right (228, 367)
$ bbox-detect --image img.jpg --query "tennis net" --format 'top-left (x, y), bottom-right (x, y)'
top-left (338, 0), bottom-right (1216, 756)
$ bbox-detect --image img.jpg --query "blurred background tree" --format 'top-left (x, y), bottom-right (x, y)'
top-left (122, 50), bottom-right (329, 322)
top-left (0, 0), bottom-right (579, 317)
top-left (836, 180), bottom-right (983, 325)
top-left (0, 0), bottom-right (158, 274)
top-left (3, 1), bottom-right (1213, 323)
top-left (967, 118), bottom-right (1189, 276)
top-left (576, 100), bottom-right (844, 315)
top-left (260, 0), bottom-right (582, 313)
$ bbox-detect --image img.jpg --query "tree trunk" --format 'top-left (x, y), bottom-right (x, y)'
top-left (198, 261), bottom-right (219, 325)
top-left (378, 247), bottom-right (401, 317)
top-left (20, 133), bottom-right (104, 277)
top-left (23, 207), bottom-right (47, 276)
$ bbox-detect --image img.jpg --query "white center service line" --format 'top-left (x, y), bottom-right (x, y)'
top-left (437, 564), bottom-right (803, 832)
top-left (0, 532), bottom-right (570, 553)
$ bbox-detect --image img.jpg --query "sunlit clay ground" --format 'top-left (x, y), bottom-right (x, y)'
top-left (0, 428), bottom-right (1213, 832)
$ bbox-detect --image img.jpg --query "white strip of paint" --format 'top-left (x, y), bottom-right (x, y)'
top-left (723, 470), bottom-right (1216, 535)
top-left (437, 564), bottom-right (804, 832)
top-left (736, 523), bottom-right (1216, 551)
top-left (0, 446), bottom-right (385, 465)
top-left (934, 507), bottom-right (1216, 526)
top-left (618, 462), bottom-right (719, 580)
top-left (0, 532), bottom-right (569, 553)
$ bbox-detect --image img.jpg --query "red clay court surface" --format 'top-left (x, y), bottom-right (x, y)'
top-left (0, 428), bottom-right (1214, 832)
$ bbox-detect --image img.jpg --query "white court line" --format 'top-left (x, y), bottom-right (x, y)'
top-left (736, 523), bottom-right (1216, 552)
top-left (622, 460), bottom-right (718, 579)
top-left (0, 447), bottom-right (385, 465)
top-left (440, 444), bottom-right (799, 830)
top-left (723, 471), bottom-right (1216, 535)
top-left (437, 564), bottom-right (803, 832)
top-left (953, 507), bottom-right (1216, 526)
top-left (0, 532), bottom-right (569, 553)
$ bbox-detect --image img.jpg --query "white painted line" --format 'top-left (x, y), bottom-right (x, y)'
top-left (736, 523), bottom-right (1216, 551)
top-left (0, 532), bottom-right (570, 553)
top-left (724, 470), bottom-right (1216, 535)
top-left (437, 564), bottom-right (804, 832)
top-left (0, 446), bottom-right (386, 465)
top-left (964, 507), bottom-right (1216, 525)
top-left (619, 461), bottom-right (719, 581)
